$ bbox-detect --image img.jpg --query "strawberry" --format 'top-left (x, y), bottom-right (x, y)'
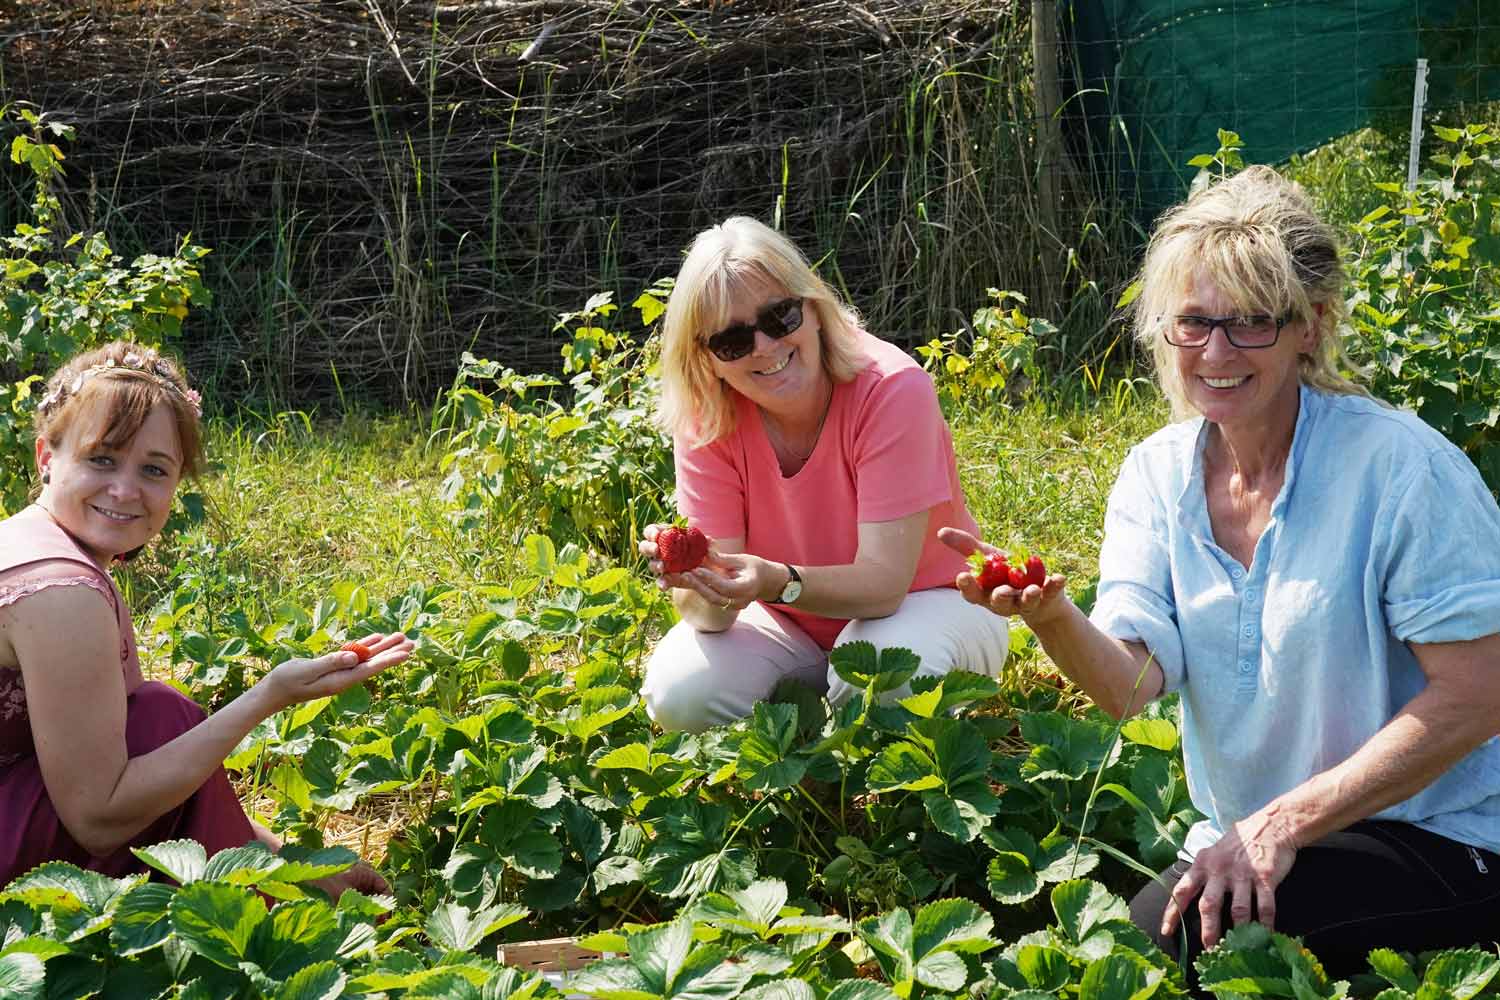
top-left (1007, 565), bottom-right (1030, 590)
top-left (970, 551), bottom-right (1011, 591)
top-left (657, 523), bottom-right (709, 574)
top-left (1025, 554), bottom-right (1046, 588)
top-left (340, 640), bottom-right (373, 663)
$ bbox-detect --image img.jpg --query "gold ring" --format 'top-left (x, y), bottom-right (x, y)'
top-left (720, 599), bottom-right (732, 611)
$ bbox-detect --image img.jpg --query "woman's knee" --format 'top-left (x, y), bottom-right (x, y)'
top-left (124, 681), bottom-right (207, 756)
top-left (640, 629), bottom-right (723, 733)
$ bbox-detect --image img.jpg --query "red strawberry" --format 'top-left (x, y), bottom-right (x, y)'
top-left (657, 524), bottom-right (709, 574)
top-left (1025, 554), bottom-right (1046, 588)
top-left (970, 552), bottom-right (1011, 591)
top-left (340, 641), bottom-right (373, 663)
top-left (1007, 565), bottom-right (1030, 589)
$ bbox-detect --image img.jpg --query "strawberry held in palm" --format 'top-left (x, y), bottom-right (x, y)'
top-left (658, 524), bottom-right (709, 573)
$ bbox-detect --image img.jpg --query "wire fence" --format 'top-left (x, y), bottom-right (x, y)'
top-left (1, 1), bottom-right (1497, 404)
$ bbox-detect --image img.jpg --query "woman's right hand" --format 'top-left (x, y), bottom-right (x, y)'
top-left (261, 632), bottom-right (413, 712)
top-left (938, 528), bottom-right (1070, 626)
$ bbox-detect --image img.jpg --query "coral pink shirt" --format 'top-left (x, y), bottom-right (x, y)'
top-left (674, 332), bottom-right (978, 650)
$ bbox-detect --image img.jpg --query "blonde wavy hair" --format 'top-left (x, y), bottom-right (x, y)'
top-left (657, 216), bottom-right (868, 445)
top-left (1131, 165), bottom-right (1370, 420)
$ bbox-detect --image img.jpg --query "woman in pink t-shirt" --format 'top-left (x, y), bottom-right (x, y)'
top-left (0, 341), bottom-right (412, 889)
top-left (636, 217), bottom-right (1009, 732)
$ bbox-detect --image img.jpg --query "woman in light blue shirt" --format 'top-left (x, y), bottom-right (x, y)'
top-left (942, 165), bottom-right (1500, 975)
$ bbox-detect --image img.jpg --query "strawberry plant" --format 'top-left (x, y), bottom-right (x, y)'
top-left (438, 283), bottom-right (675, 558)
top-left (916, 288), bottom-right (1051, 414)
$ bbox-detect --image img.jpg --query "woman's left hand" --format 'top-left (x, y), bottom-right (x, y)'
top-left (661, 551), bottom-right (779, 614)
top-left (1161, 810), bottom-right (1299, 949)
top-left (312, 859), bottom-right (391, 900)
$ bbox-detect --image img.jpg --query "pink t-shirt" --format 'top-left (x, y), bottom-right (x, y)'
top-left (674, 332), bottom-right (978, 650)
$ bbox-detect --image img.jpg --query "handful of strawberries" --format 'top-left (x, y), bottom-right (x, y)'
top-left (970, 550), bottom-right (1046, 592)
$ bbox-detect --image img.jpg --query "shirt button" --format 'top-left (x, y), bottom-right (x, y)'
top-left (1245, 589), bottom-right (1258, 602)
top-left (1231, 568), bottom-right (1244, 580)
top-left (1242, 625), bottom-right (1255, 638)
top-left (1239, 660), bottom-right (1252, 673)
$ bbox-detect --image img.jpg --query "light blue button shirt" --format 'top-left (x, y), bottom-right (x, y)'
top-left (1092, 386), bottom-right (1500, 859)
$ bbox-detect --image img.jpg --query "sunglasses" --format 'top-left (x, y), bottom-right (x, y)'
top-left (705, 297), bottom-right (805, 362)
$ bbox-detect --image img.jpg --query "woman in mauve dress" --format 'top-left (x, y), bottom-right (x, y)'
top-left (0, 340), bottom-right (412, 891)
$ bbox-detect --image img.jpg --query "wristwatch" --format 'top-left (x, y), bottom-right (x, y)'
top-left (767, 563), bottom-right (803, 605)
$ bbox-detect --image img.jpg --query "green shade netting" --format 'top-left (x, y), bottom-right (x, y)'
top-left (1063, 0), bottom-right (1500, 218)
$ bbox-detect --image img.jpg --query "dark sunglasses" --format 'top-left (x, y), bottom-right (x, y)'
top-left (705, 297), bottom-right (805, 362)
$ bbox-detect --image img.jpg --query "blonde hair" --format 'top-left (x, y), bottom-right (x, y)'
top-left (1131, 165), bottom-right (1370, 420)
top-left (34, 340), bottom-right (205, 480)
top-left (657, 217), bottom-right (868, 445)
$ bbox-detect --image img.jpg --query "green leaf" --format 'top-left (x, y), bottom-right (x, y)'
top-left (866, 742), bottom-right (940, 792)
top-left (522, 535), bottom-right (557, 578)
top-left (268, 846), bottom-right (360, 884)
top-left (898, 687), bottom-right (944, 718)
top-left (1423, 950), bottom-right (1500, 1000)
top-left (987, 851), bottom-right (1042, 905)
top-left (912, 897), bottom-right (995, 956)
top-left (914, 949), bottom-right (968, 991)
top-left (740, 981), bottom-right (815, 1000)
top-left (32, 953), bottom-right (102, 1000)
top-left (274, 961), bottom-right (347, 1000)
top-left (249, 899), bottom-right (343, 980)
top-left (203, 843), bottom-right (285, 885)
top-left (737, 703), bottom-right (808, 792)
top-left (1120, 718), bottom-right (1177, 751)
top-left (1051, 880), bottom-right (1129, 945)
top-left (825, 983), bottom-right (900, 1000)
top-left (168, 881), bottom-right (268, 969)
top-left (109, 883), bottom-right (176, 956)
top-left (856, 907), bottom-right (914, 984)
top-left (426, 902), bottom-right (530, 953)
top-left (633, 292), bottom-right (667, 327)
top-left (130, 840), bottom-right (207, 885)
top-left (1079, 951), bottom-right (1162, 1000)
top-left (1368, 949), bottom-right (1418, 992)
top-left (1016, 944), bottom-right (1072, 991)
top-left (0, 953), bottom-right (44, 999)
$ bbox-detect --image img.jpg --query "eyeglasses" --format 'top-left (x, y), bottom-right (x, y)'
top-left (1163, 314), bottom-right (1289, 349)
top-left (705, 298), bottom-right (805, 362)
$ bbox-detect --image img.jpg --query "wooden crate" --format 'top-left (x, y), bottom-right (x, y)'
top-left (498, 936), bottom-right (606, 974)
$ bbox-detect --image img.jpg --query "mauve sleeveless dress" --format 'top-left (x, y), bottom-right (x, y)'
top-left (0, 504), bottom-right (254, 885)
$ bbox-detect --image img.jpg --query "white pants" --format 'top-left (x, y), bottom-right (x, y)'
top-left (641, 588), bottom-right (1010, 733)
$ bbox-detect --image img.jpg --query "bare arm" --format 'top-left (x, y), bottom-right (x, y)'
top-left (938, 526), bottom-right (1163, 717)
top-left (1162, 632), bottom-right (1500, 948)
top-left (9, 585), bottom-right (409, 857)
top-left (642, 510), bottom-right (930, 630)
top-left (1260, 633), bottom-right (1500, 845)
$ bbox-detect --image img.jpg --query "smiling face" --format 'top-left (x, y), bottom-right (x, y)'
top-left (707, 275), bottom-right (829, 419)
top-left (36, 403), bottom-right (184, 566)
top-left (1170, 269), bottom-right (1318, 433)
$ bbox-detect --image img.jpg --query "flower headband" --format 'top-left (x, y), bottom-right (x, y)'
top-left (36, 352), bottom-right (203, 418)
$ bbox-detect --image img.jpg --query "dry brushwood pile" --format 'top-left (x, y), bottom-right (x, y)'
top-left (1, 0), bottom-right (1048, 403)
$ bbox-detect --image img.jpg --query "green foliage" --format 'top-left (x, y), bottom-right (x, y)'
top-left (916, 289), bottom-right (1051, 413)
top-left (1344, 123), bottom-right (1500, 489)
top-left (438, 282), bottom-right (674, 557)
top-left (0, 105), bottom-right (212, 514)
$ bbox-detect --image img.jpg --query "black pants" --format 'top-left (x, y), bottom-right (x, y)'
top-left (1130, 821), bottom-right (1500, 981)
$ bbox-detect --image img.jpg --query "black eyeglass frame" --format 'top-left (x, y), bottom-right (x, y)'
top-left (704, 297), bottom-right (805, 362)
top-left (1163, 313), bottom-right (1291, 350)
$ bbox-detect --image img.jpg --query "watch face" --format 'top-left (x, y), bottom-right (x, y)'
top-left (781, 579), bottom-right (803, 603)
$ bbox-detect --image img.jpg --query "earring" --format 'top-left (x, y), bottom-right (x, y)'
top-left (41, 472), bottom-right (50, 485)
